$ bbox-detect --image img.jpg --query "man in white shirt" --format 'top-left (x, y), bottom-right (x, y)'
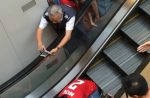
top-left (36, 4), bottom-right (76, 55)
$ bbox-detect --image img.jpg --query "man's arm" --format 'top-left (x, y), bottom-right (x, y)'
top-left (50, 16), bottom-right (75, 55)
top-left (36, 27), bottom-right (46, 51)
top-left (58, 16), bottom-right (75, 49)
top-left (36, 16), bottom-right (48, 51)
top-left (57, 30), bottom-right (72, 48)
top-left (50, 30), bottom-right (72, 55)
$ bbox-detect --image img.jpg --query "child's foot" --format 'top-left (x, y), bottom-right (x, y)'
top-left (91, 21), bottom-right (97, 27)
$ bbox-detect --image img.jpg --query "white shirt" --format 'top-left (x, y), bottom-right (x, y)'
top-left (39, 15), bottom-right (75, 31)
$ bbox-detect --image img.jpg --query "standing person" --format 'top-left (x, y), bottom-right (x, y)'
top-left (57, 79), bottom-right (102, 98)
top-left (96, 0), bottom-right (112, 16)
top-left (78, 0), bottom-right (100, 32)
top-left (47, 0), bottom-right (79, 9)
top-left (122, 73), bottom-right (150, 98)
top-left (86, 0), bottom-right (101, 27)
top-left (137, 41), bottom-right (150, 52)
top-left (36, 4), bottom-right (76, 55)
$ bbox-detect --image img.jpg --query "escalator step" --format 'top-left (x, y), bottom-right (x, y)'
top-left (121, 16), bottom-right (150, 53)
top-left (86, 60), bottom-right (122, 96)
top-left (103, 38), bottom-right (144, 75)
top-left (139, 0), bottom-right (150, 16)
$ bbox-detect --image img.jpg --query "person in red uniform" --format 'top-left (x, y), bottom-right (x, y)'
top-left (57, 79), bottom-right (102, 98)
top-left (47, 0), bottom-right (79, 9)
top-left (60, 0), bottom-right (79, 9)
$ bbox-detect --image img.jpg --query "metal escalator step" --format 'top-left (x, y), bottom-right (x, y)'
top-left (86, 60), bottom-right (122, 96)
top-left (121, 16), bottom-right (150, 45)
top-left (103, 39), bottom-right (144, 75)
top-left (139, 0), bottom-right (150, 16)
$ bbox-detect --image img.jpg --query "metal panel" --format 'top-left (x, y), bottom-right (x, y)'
top-left (121, 16), bottom-right (150, 45)
top-left (139, 0), bottom-right (150, 16)
top-left (86, 60), bottom-right (122, 96)
top-left (21, 0), bottom-right (36, 12)
top-left (103, 38), bottom-right (144, 74)
top-left (0, 21), bottom-right (21, 85)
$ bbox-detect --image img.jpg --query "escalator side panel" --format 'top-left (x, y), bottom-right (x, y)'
top-left (87, 60), bottom-right (122, 96)
top-left (121, 16), bottom-right (150, 44)
top-left (103, 38), bottom-right (144, 74)
top-left (139, 0), bottom-right (150, 16)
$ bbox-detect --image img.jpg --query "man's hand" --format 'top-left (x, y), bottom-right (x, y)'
top-left (49, 47), bottom-right (59, 55)
top-left (137, 41), bottom-right (150, 52)
top-left (38, 43), bottom-right (46, 51)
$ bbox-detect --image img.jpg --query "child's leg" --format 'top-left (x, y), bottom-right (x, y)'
top-left (91, 0), bottom-right (100, 21)
top-left (88, 12), bottom-right (97, 27)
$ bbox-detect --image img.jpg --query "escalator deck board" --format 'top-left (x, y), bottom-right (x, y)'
top-left (121, 16), bottom-right (150, 45)
top-left (86, 60), bottom-right (122, 96)
top-left (139, 0), bottom-right (150, 16)
top-left (103, 38), bottom-right (144, 74)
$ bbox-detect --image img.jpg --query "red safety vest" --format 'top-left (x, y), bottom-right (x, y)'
top-left (58, 79), bottom-right (97, 98)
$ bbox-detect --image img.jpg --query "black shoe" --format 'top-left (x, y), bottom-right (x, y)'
top-left (103, 93), bottom-right (114, 98)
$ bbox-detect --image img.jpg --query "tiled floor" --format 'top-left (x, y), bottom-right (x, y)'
top-left (141, 62), bottom-right (150, 85)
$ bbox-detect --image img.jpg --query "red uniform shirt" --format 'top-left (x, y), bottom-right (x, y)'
top-left (60, 0), bottom-right (79, 9)
top-left (48, 0), bottom-right (79, 9)
top-left (58, 79), bottom-right (97, 98)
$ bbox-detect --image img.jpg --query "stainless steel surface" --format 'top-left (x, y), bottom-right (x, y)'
top-left (21, 0), bottom-right (36, 12)
top-left (86, 59), bottom-right (122, 96)
top-left (139, 0), bottom-right (150, 16)
top-left (121, 16), bottom-right (150, 45)
top-left (103, 38), bottom-right (144, 75)
top-left (39, 0), bottom-right (140, 98)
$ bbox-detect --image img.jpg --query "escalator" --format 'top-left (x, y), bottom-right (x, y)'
top-left (86, 0), bottom-right (150, 97)
top-left (0, 0), bottom-right (149, 98)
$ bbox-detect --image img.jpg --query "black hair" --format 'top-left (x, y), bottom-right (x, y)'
top-left (122, 73), bottom-right (148, 97)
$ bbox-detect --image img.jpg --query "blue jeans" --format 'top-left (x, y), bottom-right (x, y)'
top-left (88, 89), bottom-right (102, 98)
top-left (53, 0), bottom-right (60, 4)
top-left (96, 0), bottom-right (112, 16)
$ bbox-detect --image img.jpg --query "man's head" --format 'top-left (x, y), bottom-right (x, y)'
top-left (48, 4), bottom-right (63, 23)
top-left (122, 73), bottom-right (148, 98)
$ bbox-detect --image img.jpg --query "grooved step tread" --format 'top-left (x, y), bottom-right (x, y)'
top-left (87, 60), bottom-right (122, 96)
top-left (103, 39), bottom-right (144, 74)
top-left (139, 0), bottom-right (150, 16)
top-left (121, 16), bottom-right (150, 45)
